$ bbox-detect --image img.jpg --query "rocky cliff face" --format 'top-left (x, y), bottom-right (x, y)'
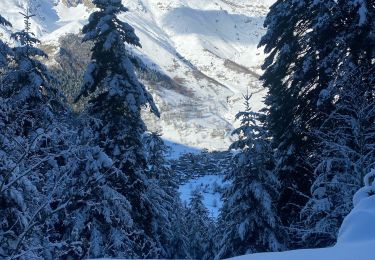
top-left (1, 0), bottom-right (274, 150)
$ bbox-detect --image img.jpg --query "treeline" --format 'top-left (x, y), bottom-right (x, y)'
top-left (172, 150), bottom-right (231, 183)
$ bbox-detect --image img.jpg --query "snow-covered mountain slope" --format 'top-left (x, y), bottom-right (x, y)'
top-left (0, 0), bottom-right (88, 37)
top-left (0, 0), bottom-right (274, 150)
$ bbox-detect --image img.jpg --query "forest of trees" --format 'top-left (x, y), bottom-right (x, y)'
top-left (0, 0), bottom-right (374, 259)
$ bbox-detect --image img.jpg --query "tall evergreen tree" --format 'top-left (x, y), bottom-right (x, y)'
top-left (301, 66), bottom-right (375, 247)
top-left (4, 10), bottom-right (65, 132)
top-left (259, 0), bottom-right (375, 245)
top-left (74, 0), bottom-right (164, 257)
top-left (186, 190), bottom-right (216, 260)
top-left (1, 12), bottom-right (135, 259)
top-left (216, 93), bottom-right (285, 259)
top-left (42, 137), bottom-right (140, 259)
top-left (0, 12), bottom-right (70, 258)
top-left (0, 15), bottom-right (19, 259)
top-left (169, 203), bottom-right (190, 259)
top-left (143, 131), bottom-right (189, 258)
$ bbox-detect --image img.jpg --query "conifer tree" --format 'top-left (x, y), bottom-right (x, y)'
top-left (42, 138), bottom-right (139, 259)
top-left (259, 1), bottom-right (375, 244)
top-left (169, 203), bottom-right (190, 259)
top-left (186, 190), bottom-right (215, 260)
top-left (301, 66), bottom-right (375, 247)
top-left (74, 0), bottom-right (163, 257)
top-left (143, 131), bottom-right (189, 258)
top-left (0, 15), bottom-right (20, 259)
top-left (0, 12), bottom-right (70, 258)
top-left (4, 10), bottom-right (65, 131)
top-left (216, 93), bottom-right (285, 259)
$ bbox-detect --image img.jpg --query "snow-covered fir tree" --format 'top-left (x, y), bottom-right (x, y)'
top-left (41, 136), bottom-right (141, 259)
top-left (186, 190), bottom-right (216, 260)
top-left (0, 15), bottom-right (22, 259)
top-left (168, 203), bottom-right (190, 259)
top-left (259, 0), bottom-right (375, 247)
top-left (73, 0), bottom-right (173, 257)
top-left (216, 93), bottom-right (285, 259)
top-left (143, 132), bottom-right (171, 180)
top-left (301, 65), bottom-right (375, 247)
top-left (0, 12), bottom-right (71, 258)
top-left (4, 10), bottom-right (66, 131)
top-left (258, 1), bottom-right (315, 234)
top-left (143, 131), bottom-right (190, 258)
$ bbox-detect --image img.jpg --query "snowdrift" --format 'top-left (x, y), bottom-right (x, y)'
top-left (232, 180), bottom-right (375, 260)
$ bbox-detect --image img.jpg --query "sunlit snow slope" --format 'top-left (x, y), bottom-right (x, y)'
top-left (0, 0), bottom-right (275, 150)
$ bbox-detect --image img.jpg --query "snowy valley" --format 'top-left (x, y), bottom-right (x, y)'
top-left (1, 0), bottom-right (374, 259)
top-left (0, 0), bottom-right (273, 228)
top-left (0, 0), bottom-right (274, 150)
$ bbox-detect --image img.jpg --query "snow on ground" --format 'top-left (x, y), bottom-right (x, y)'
top-left (0, 0), bottom-right (88, 39)
top-left (231, 241), bottom-right (374, 260)
top-left (179, 174), bottom-right (226, 218)
top-left (232, 191), bottom-right (375, 260)
top-left (90, 191), bottom-right (375, 259)
top-left (337, 187), bottom-right (375, 245)
top-left (164, 139), bottom-right (201, 160)
top-left (41, 2), bottom-right (89, 42)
